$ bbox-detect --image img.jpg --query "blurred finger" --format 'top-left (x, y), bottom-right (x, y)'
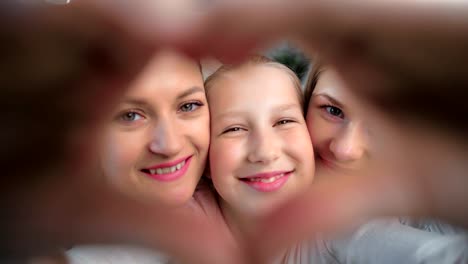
top-left (251, 111), bottom-right (468, 263)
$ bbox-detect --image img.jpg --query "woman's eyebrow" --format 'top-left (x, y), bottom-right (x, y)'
top-left (176, 86), bottom-right (205, 100)
top-left (121, 98), bottom-right (150, 108)
top-left (313, 93), bottom-right (344, 109)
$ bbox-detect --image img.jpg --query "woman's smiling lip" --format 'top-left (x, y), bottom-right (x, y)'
top-left (144, 155), bottom-right (192, 169)
top-left (141, 155), bottom-right (193, 182)
top-left (239, 170), bottom-right (293, 192)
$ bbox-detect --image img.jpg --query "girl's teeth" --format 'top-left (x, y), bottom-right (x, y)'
top-left (148, 160), bottom-right (186, 175)
top-left (260, 177), bottom-right (275, 183)
top-left (248, 173), bottom-right (285, 183)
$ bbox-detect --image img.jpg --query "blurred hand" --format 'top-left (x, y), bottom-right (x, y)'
top-left (3, 0), bottom-right (468, 263)
top-left (252, 116), bottom-right (468, 262)
top-left (166, 0), bottom-right (468, 261)
top-left (0, 2), bottom-right (244, 263)
top-left (170, 0), bottom-right (468, 129)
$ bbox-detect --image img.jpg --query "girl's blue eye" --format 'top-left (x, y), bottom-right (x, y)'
top-left (223, 127), bottom-right (245, 134)
top-left (324, 105), bottom-right (344, 118)
top-left (180, 102), bottom-right (203, 112)
top-left (276, 119), bottom-right (294, 126)
top-left (120, 111), bottom-right (143, 122)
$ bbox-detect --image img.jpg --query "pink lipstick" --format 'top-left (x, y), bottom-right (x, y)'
top-left (240, 170), bottom-right (292, 192)
top-left (141, 155), bottom-right (192, 182)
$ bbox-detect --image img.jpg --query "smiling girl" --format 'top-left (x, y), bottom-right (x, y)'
top-left (205, 56), bottom-right (339, 263)
top-left (303, 62), bottom-right (468, 263)
top-left (206, 56), bottom-right (314, 225)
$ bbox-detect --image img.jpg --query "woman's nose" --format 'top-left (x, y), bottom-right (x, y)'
top-left (149, 119), bottom-right (183, 157)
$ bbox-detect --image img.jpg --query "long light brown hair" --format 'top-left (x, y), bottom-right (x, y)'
top-left (205, 55), bottom-right (305, 112)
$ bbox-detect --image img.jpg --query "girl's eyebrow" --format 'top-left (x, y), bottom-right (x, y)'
top-left (214, 103), bottom-right (301, 122)
top-left (313, 93), bottom-right (344, 109)
top-left (213, 110), bottom-right (247, 122)
top-left (272, 103), bottom-right (302, 113)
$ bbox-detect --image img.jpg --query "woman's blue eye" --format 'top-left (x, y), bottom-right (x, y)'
top-left (325, 106), bottom-right (344, 118)
top-left (180, 102), bottom-right (202, 112)
top-left (121, 112), bottom-right (142, 122)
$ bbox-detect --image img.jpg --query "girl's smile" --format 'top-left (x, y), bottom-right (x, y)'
top-left (238, 170), bottom-right (294, 192)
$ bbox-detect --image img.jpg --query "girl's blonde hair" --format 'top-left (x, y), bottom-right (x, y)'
top-left (204, 55), bottom-right (305, 112)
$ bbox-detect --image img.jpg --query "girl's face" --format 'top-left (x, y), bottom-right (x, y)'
top-left (100, 50), bottom-right (209, 207)
top-left (306, 69), bottom-right (371, 177)
top-left (208, 65), bottom-right (314, 219)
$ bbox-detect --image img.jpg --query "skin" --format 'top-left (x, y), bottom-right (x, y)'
top-left (207, 64), bottom-right (314, 237)
top-left (1, 4), bottom-right (243, 264)
top-left (306, 68), bottom-right (371, 179)
top-left (252, 64), bottom-right (468, 262)
top-left (100, 49), bottom-right (209, 207)
top-left (4, 1), bottom-right (468, 263)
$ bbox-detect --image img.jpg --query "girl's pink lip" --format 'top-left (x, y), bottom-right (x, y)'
top-left (240, 170), bottom-right (293, 192)
top-left (142, 155), bottom-right (192, 182)
top-left (241, 170), bottom-right (292, 179)
top-left (144, 155), bottom-right (192, 170)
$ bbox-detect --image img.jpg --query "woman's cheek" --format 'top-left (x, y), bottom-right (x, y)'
top-left (100, 146), bottom-right (123, 184)
top-left (100, 132), bottom-right (139, 178)
top-left (185, 113), bottom-right (211, 151)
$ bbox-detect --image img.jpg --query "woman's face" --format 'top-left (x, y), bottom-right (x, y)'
top-left (208, 65), bottom-right (314, 218)
top-left (100, 50), bottom-right (209, 206)
top-left (306, 68), bottom-right (372, 178)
